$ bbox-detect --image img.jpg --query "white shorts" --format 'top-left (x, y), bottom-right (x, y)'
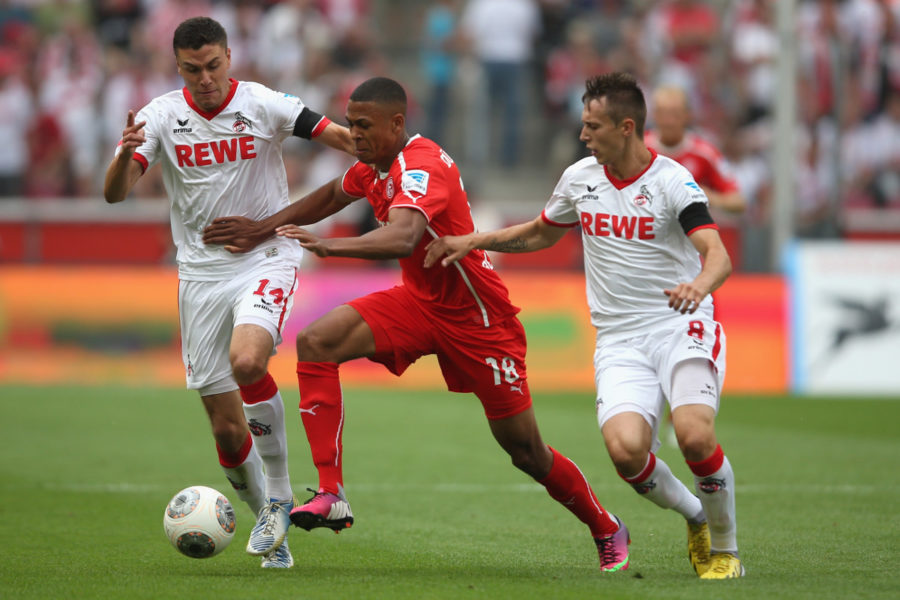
top-left (178, 262), bottom-right (298, 395)
top-left (594, 316), bottom-right (727, 447)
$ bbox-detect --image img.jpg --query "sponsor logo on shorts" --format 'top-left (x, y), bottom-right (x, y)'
top-left (248, 418), bottom-right (272, 436)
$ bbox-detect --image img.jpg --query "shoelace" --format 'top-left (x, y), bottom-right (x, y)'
top-left (260, 501), bottom-right (287, 536)
top-left (596, 535), bottom-right (620, 563)
top-left (707, 555), bottom-right (737, 574)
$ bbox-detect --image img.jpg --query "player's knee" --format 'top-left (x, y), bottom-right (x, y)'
top-left (675, 427), bottom-right (717, 462)
top-left (230, 353), bottom-right (266, 386)
top-left (605, 436), bottom-right (647, 476)
top-left (296, 327), bottom-right (334, 362)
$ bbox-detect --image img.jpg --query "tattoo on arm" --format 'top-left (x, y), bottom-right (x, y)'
top-left (486, 237), bottom-right (528, 253)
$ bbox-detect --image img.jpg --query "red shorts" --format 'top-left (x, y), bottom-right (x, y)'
top-left (347, 286), bottom-right (532, 420)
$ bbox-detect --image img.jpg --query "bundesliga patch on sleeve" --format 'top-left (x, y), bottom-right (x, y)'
top-left (684, 180), bottom-right (706, 200)
top-left (281, 92), bottom-right (302, 106)
top-left (401, 170), bottom-right (430, 196)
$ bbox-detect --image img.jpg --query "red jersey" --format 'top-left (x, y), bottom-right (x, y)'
top-left (645, 130), bottom-right (739, 194)
top-left (341, 135), bottom-right (519, 327)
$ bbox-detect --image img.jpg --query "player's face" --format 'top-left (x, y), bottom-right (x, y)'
top-left (580, 98), bottom-right (628, 165)
top-left (176, 44), bottom-right (232, 113)
top-left (653, 94), bottom-right (689, 146)
top-left (345, 100), bottom-right (405, 171)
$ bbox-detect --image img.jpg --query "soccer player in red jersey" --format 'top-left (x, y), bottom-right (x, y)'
top-left (203, 76), bottom-right (630, 572)
top-left (645, 86), bottom-right (745, 214)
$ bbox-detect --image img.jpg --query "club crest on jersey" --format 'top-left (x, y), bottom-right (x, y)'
top-left (173, 117), bottom-right (192, 134)
top-left (385, 177), bottom-right (395, 199)
top-left (232, 111), bottom-right (252, 133)
top-left (633, 184), bottom-right (653, 207)
top-left (401, 170), bottom-right (429, 196)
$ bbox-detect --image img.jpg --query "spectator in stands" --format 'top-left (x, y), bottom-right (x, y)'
top-left (421, 0), bottom-right (459, 148)
top-left (646, 86), bottom-right (746, 214)
top-left (730, 0), bottom-right (778, 123)
top-left (0, 48), bottom-right (31, 197)
top-left (460, 0), bottom-right (541, 169)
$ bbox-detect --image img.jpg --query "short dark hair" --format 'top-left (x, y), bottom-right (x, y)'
top-left (173, 17), bottom-right (227, 53)
top-left (582, 72), bottom-right (647, 136)
top-left (349, 77), bottom-right (407, 113)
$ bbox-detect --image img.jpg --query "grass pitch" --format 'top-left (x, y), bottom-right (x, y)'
top-left (1, 383), bottom-right (898, 599)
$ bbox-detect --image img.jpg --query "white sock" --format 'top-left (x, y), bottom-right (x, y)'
top-left (243, 391), bottom-right (292, 502)
top-left (694, 455), bottom-right (738, 553)
top-left (624, 453), bottom-right (703, 521)
top-left (220, 441), bottom-right (266, 514)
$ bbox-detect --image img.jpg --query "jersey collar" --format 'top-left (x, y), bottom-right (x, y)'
top-left (604, 148), bottom-right (658, 190)
top-left (183, 78), bottom-right (239, 120)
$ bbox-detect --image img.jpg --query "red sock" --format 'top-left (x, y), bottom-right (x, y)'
top-left (538, 446), bottom-right (618, 537)
top-left (216, 432), bottom-right (253, 468)
top-left (297, 361), bottom-right (344, 495)
top-left (238, 372), bottom-right (278, 405)
top-left (686, 444), bottom-right (725, 477)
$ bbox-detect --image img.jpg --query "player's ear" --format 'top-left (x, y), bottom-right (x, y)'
top-left (391, 112), bottom-right (405, 133)
top-left (621, 117), bottom-right (636, 137)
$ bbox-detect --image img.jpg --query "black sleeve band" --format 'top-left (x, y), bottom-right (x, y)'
top-left (293, 107), bottom-right (326, 139)
top-left (678, 202), bottom-right (716, 235)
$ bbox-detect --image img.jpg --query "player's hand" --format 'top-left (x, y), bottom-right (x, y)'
top-left (203, 216), bottom-right (265, 253)
top-left (119, 110), bottom-right (147, 156)
top-left (424, 235), bottom-right (473, 268)
top-left (663, 282), bottom-right (708, 314)
top-left (276, 225), bottom-right (331, 257)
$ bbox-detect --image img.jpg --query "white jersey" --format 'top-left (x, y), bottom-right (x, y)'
top-left (542, 150), bottom-right (716, 339)
top-left (126, 79), bottom-right (305, 281)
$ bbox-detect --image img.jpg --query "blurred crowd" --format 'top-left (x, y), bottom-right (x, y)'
top-left (2, 0), bottom-right (899, 260)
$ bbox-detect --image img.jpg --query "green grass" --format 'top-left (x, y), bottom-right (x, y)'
top-left (1, 384), bottom-right (898, 599)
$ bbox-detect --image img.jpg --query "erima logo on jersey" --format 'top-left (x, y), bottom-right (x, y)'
top-left (174, 136), bottom-right (257, 167)
top-left (580, 212), bottom-right (655, 239)
top-left (402, 170), bottom-right (429, 196)
top-left (586, 184), bottom-right (598, 192)
top-left (173, 117), bottom-right (192, 134)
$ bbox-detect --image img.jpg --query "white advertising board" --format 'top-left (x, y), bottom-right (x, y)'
top-left (786, 241), bottom-right (900, 395)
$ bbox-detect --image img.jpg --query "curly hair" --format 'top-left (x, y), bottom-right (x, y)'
top-left (173, 17), bottom-right (227, 53)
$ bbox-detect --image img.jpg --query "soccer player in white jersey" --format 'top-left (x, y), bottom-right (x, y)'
top-left (425, 72), bottom-right (744, 579)
top-left (103, 16), bottom-right (353, 569)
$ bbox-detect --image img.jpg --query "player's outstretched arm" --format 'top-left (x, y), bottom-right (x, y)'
top-left (104, 110), bottom-right (146, 204)
top-left (202, 176), bottom-right (354, 253)
top-left (664, 227), bottom-right (732, 313)
top-left (424, 216), bottom-right (568, 268)
top-left (703, 186), bottom-right (746, 214)
top-left (315, 121), bottom-right (355, 156)
top-left (279, 206), bottom-right (427, 260)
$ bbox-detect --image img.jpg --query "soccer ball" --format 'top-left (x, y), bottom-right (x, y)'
top-left (163, 486), bottom-right (236, 558)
